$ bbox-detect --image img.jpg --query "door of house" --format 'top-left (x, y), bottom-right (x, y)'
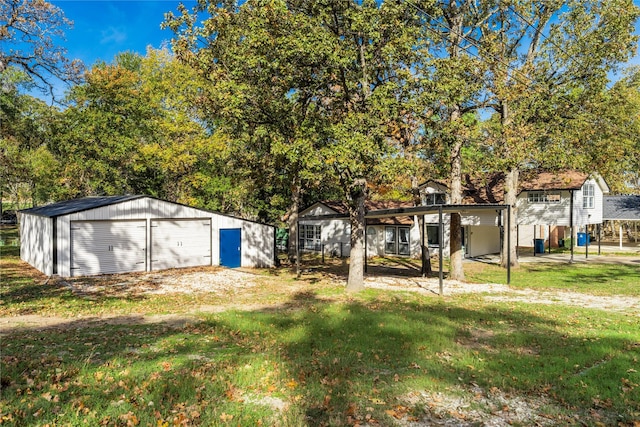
top-left (220, 228), bottom-right (241, 268)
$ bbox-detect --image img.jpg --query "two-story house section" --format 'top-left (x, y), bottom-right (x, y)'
top-left (516, 170), bottom-right (609, 249)
top-left (420, 170), bottom-right (609, 256)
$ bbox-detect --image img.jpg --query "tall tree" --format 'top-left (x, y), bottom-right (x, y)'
top-left (0, 0), bottom-right (83, 97)
top-left (420, 0), bottom-right (488, 281)
top-left (0, 68), bottom-right (60, 208)
top-left (475, 0), bottom-right (639, 266)
top-left (166, 0), bottom-right (427, 291)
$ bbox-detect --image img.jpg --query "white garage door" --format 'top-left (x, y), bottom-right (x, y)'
top-left (71, 220), bottom-right (147, 276)
top-left (151, 219), bottom-right (211, 271)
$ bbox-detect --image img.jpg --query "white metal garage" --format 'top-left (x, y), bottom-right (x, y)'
top-left (19, 195), bottom-right (275, 277)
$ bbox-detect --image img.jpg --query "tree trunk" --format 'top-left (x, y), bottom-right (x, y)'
top-left (501, 167), bottom-right (520, 268)
top-left (287, 176), bottom-right (301, 264)
top-left (411, 176), bottom-right (431, 276)
top-left (346, 178), bottom-right (367, 292)
top-left (449, 118), bottom-right (465, 281)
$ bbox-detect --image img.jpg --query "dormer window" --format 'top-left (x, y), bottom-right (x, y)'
top-left (527, 192), bottom-right (561, 203)
top-left (583, 183), bottom-right (595, 209)
top-left (423, 193), bottom-right (447, 205)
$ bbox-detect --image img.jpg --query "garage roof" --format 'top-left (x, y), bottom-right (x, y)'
top-left (19, 195), bottom-right (144, 218)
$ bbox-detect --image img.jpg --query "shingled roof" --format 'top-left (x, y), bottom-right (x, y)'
top-left (422, 170), bottom-right (593, 204)
top-left (603, 195), bottom-right (640, 220)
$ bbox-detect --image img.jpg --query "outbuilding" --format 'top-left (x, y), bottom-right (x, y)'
top-left (19, 195), bottom-right (275, 277)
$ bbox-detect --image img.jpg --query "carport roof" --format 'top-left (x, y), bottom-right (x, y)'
top-left (603, 195), bottom-right (640, 220)
top-left (19, 195), bottom-right (144, 218)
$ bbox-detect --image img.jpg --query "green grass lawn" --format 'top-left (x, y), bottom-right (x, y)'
top-left (465, 261), bottom-right (640, 296)
top-left (1, 227), bottom-right (640, 426)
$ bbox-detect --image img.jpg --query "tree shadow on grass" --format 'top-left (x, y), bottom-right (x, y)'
top-left (1, 290), bottom-right (639, 426)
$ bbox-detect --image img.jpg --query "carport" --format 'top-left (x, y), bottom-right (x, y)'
top-left (297, 203), bottom-right (511, 294)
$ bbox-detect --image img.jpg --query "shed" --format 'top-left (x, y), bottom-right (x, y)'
top-left (19, 195), bottom-right (275, 277)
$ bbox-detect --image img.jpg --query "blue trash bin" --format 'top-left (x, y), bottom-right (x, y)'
top-left (577, 232), bottom-right (587, 246)
top-left (534, 238), bottom-right (545, 254)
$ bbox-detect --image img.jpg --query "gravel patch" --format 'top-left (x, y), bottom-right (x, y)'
top-left (364, 275), bottom-right (640, 313)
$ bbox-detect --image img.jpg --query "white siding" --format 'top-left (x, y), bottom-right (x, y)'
top-left (300, 203), bottom-right (340, 217)
top-left (461, 211), bottom-right (501, 226)
top-left (365, 220), bottom-right (421, 258)
top-left (212, 215), bottom-right (275, 268)
top-left (516, 190), bottom-right (572, 226)
top-left (573, 178), bottom-right (605, 226)
top-left (19, 213), bottom-right (53, 276)
top-left (466, 226), bottom-right (501, 257)
top-left (299, 217), bottom-right (351, 256)
top-left (517, 178), bottom-right (606, 227)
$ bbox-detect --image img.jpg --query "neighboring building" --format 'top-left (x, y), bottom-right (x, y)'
top-left (300, 170), bottom-right (609, 259)
top-left (19, 195), bottom-right (275, 277)
top-left (602, 195), bottom-right (640, 246)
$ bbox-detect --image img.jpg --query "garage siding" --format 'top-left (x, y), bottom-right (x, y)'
top-left (19, 213), bottom-right (54, 276)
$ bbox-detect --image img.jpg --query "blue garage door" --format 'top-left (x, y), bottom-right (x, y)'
top-left (220, 228), bottom-right (241, 268)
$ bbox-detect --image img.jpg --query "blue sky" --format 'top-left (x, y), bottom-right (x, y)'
top-left (51, 0), bottom-right (194, 67)
top-left (39, 0), bottom-right (640, 99)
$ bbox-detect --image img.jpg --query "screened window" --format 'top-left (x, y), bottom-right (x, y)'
top-left (424, 193), bottom-right (447, 205)
top-left (527, 192), bottom-right (561, 203)
top-left (299, 224), bottom-right (322, 251)
top-left (583, 184), bottom-right (595, 209)
top-left (385, 226), bottom-right (411, 255)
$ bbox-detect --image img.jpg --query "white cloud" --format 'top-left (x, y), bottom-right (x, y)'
top-left (100, 26), bottom-right (127, 45)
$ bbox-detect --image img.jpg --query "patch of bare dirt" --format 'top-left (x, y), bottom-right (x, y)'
top-left (394, 385), bottom-right (602, 426)
top-left (65, 266), bottom-right (260, 297)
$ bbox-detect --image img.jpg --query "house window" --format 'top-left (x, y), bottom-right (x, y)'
top-left (527, 191), bottom-right (561, 203)
top-left (385, 226), bottom-right (411, 255)
top-left (426, 224), bottom-right (440, 246)
top-left (299, 224), bottom-right (321, 251)
top-left (423, 193), bottom-right (447, 205)
top-left (583, 184), bottom-right (595, 209)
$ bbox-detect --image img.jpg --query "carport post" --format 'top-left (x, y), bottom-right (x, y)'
top-left (296, 219), bottom-right (301, 278)
top-left (533, 225), bottom-right (537, 257)
top-left (438, 206), bottom-right (443, 296)
top-left (507, 205), bottom-right (511, 285)
top-left (364, 218), bottom-right (368, 273)
top-left (585, 226), bottom-right (589, 259)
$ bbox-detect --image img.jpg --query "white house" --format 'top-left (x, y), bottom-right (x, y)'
top-left (19, 195), bottom-right (275, 277)
top-left (299, 170), bottom-right (608, 259)
top-left (298, 200), bottom-right (422, 258)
